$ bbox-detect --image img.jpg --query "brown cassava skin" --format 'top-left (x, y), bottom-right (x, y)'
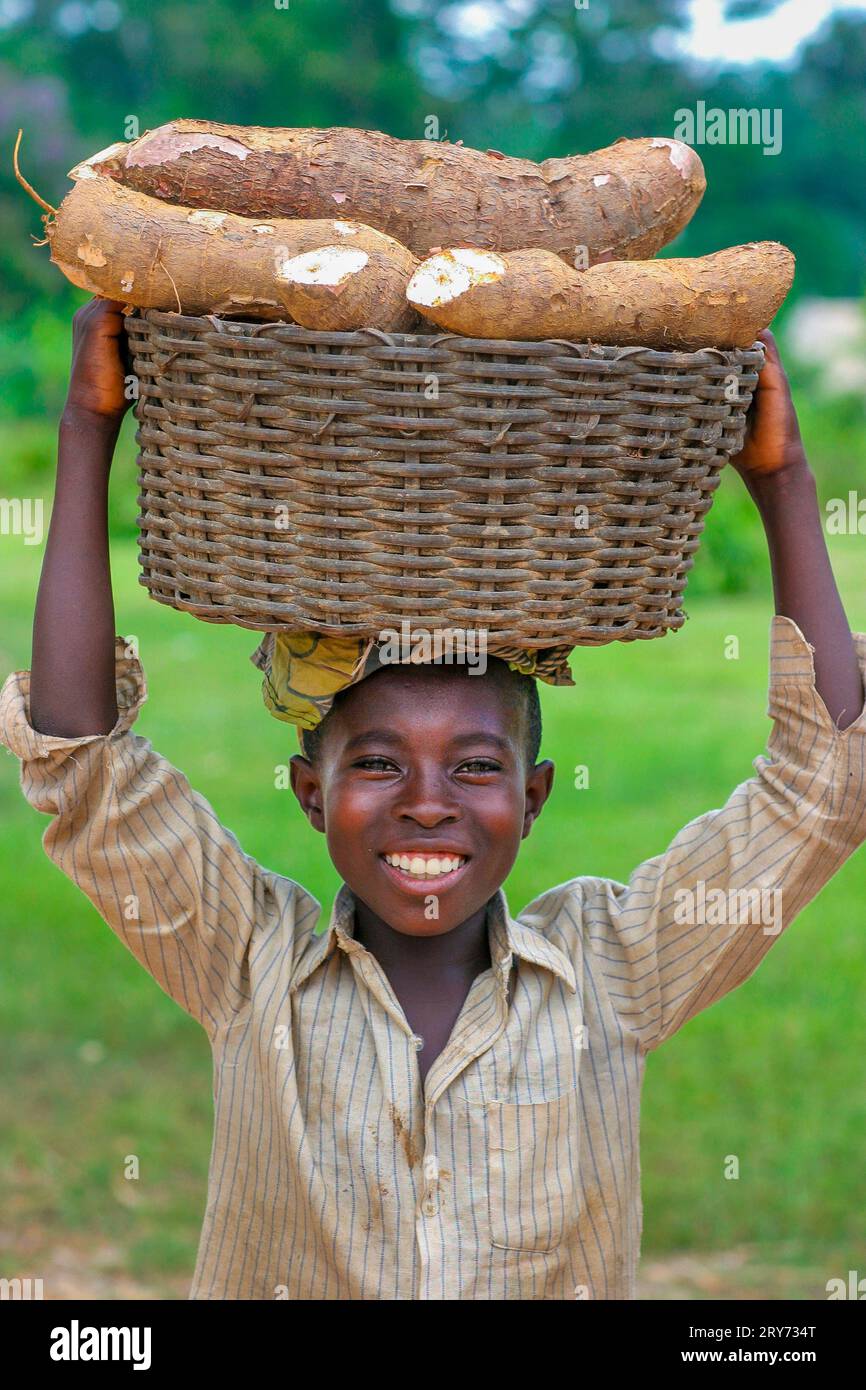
top-left (75, 120), bottom-right (707, 264)
top-left (407, 243), bottom-right (796, 350)
top-left (48, 176), bottom-right (420, 329)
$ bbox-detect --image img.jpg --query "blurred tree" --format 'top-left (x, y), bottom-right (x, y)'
top-left (0, 0), bottom-right (864, 418)
top-left (0, 0), bottom-right (429, 317)
top-left (399, 0), bottom-right (866, 288)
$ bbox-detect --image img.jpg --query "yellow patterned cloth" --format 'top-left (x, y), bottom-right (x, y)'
top-left (250, 630), bottom-right (575, 745)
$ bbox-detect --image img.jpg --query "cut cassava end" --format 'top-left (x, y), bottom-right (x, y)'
top-left (274, 243), bottom-right (418, 331)
top-left (74, 120), bottom-right (707, 264)
top-left (408, 248), bottom-right (507, 307)
top-left (47, 176), bottom-right (419, 329)
top-left (407, 242), bottom-right (796, 350)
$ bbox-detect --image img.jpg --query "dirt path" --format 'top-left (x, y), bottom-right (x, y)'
top-left (0, 1231), bottom-right (189, 1300)
top-left (637, 1246), bottom-right (828, 1300)
top-left (2, 1235), bottom-right (829, 1300)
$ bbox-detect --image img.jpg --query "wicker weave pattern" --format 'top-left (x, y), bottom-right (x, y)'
top-left (127, 310), bottom-right (763, 645)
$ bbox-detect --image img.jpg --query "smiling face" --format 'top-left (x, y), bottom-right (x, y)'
top-left (289, 661), bottom-right (554, 938)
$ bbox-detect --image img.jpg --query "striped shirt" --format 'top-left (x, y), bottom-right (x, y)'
top-left (2, 615), bottom-right (865, 1300)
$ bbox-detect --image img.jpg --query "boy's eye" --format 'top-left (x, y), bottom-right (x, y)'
top-left (351, 755), bottom-right (501, 776)
top-left (457, 758), bottom-right (502, 775)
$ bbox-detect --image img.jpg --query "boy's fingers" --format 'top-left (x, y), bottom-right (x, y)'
top-left (97, 297), bottom-right (128, 313)
top-left (81, 295), bottom-right (125, 324)
top-left (756, 328), bottom-right (789, 383)
top-left (756, 330), bottom-right (777, 363)
top-left (753, 335), bottom-right (789, 397)
top-left (95, 296), bottom-right (127, 322)
top-left (87, 298), bottom-right (130, 356)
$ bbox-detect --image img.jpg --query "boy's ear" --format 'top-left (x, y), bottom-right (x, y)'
top-left (289, 754), bottom-right (326, 833)
top-left (522, 758), bottom-right (554, 839)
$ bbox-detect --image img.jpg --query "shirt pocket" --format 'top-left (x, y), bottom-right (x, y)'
top-left (485, 1088), bottom-right (580, 1253)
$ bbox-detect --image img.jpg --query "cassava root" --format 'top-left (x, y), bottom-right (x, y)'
top-left (72, 121), bottom-right (707, 265)
top-left (48, 175), bottom-right (420, 330)
top-left (406, 243), bottom-right (796, 350)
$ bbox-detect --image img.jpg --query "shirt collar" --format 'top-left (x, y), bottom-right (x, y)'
top-left (290, 883), bottom-right (576, 995)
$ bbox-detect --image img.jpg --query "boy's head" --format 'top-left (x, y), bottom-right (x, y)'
top-left (290, 657), bottom-right (554, 937)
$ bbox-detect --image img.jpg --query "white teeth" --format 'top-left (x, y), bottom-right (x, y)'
top-left (384, 854), bottom-right (465, 878)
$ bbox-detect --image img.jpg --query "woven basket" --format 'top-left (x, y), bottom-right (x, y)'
top-left (127, 309), bottom-right (763, 646)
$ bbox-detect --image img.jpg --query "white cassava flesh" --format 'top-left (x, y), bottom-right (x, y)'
top-left (276, 246), bottom-right (370, 287)
top-left (407, 249), bottom-right (506, 307)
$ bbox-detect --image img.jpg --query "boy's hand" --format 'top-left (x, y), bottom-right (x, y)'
top-left (729, 328), bottom-right (807, 485)
top-left (64, 296), bottom-right (133, 425)
top-left (726, 329), bottom-right (863, 732)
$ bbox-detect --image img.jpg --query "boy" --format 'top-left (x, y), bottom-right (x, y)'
top-left (2, 297), bottom-right (865, 1301)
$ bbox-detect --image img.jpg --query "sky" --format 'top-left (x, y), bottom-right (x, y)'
top-left (439, 0), bottom-right (866, 65)
top-left (681, 0), bottom-right (866, 64)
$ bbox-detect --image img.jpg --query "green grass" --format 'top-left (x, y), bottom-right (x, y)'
top-left (1, 479), bottom-right (865, 1297)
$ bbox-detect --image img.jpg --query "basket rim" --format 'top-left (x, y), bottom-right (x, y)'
top-left (125, 307), bottom-right (766, 367)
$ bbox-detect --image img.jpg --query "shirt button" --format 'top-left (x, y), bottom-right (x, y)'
top-left (422, 1196), bottom-right (438, 1216)
top-left (410, 1034), bottom-right (425, 1051)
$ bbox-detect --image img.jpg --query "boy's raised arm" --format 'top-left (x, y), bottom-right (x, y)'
top-left (30, 297), bottom-right (131, 737)
top-left (582, 333), bottom-right (866, 1051)
top-left (1, 298), bottom-right (315, 1035)
top-left (730, 329), bottom-right (864, 729)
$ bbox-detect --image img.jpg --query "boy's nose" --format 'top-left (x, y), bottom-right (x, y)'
top-left (391, 766), bottom-right (461, 827)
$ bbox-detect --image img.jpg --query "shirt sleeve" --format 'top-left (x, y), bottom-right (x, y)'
top-left (0, 636), bottom-right (300, 1038)
top-left (583, 615), bottom-right (866, 1052)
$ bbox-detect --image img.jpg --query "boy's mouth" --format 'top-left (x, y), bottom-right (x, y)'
top-left (379, 851), bottom-right (471, 887)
